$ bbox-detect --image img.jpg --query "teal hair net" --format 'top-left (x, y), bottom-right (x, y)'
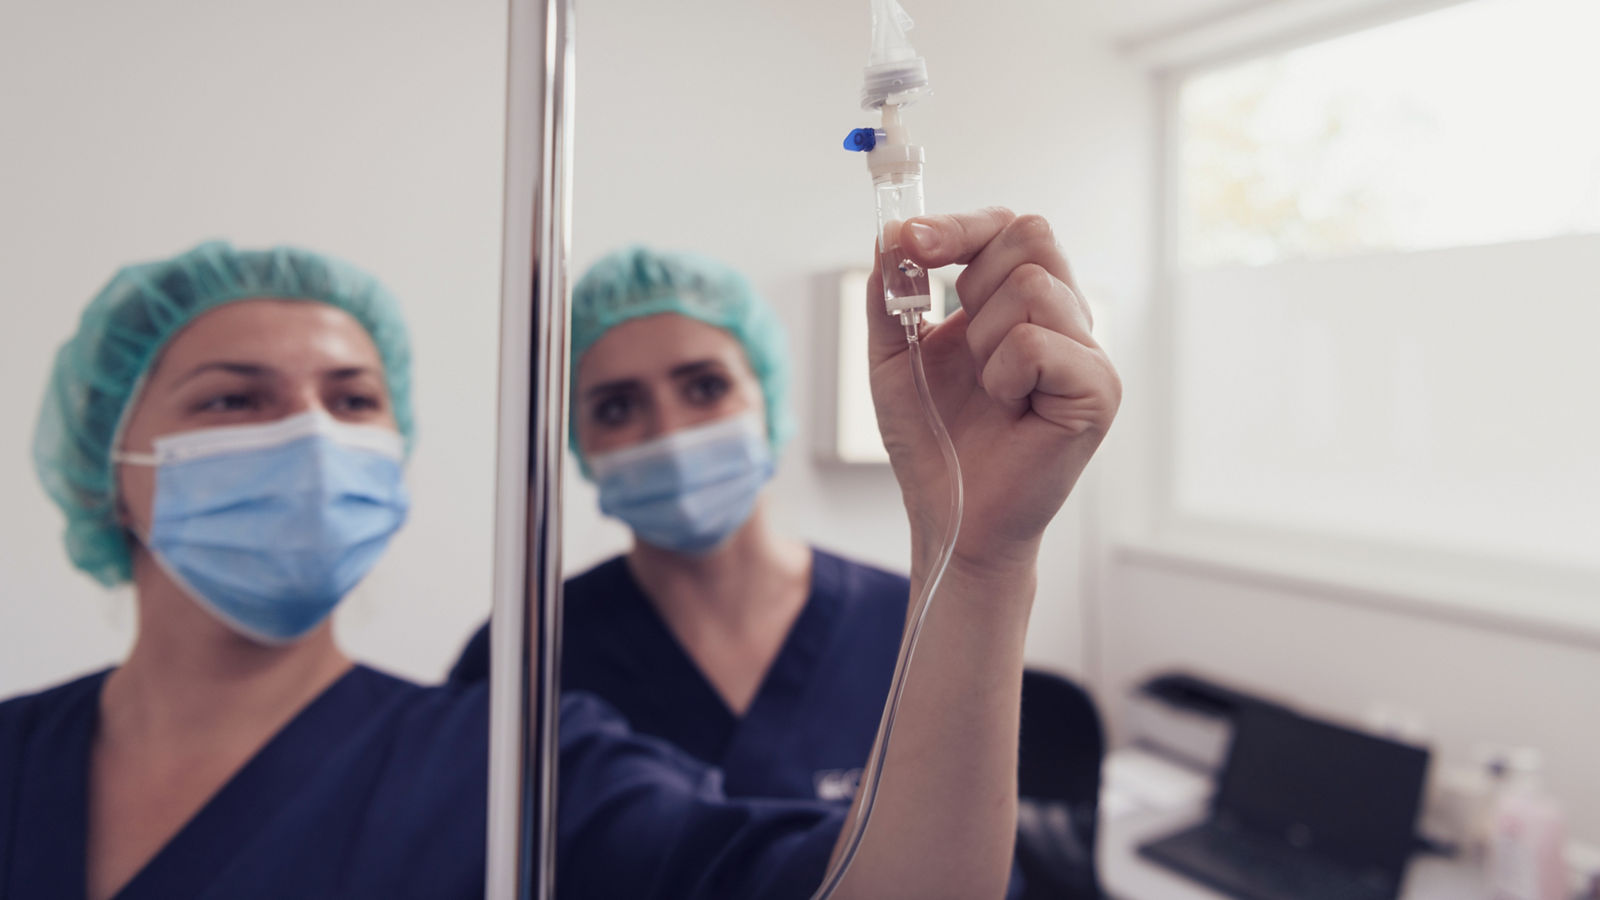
top-left (569, 246), bottom-right (794, 477)
top-left (34, 240), bottom-right (415, 587)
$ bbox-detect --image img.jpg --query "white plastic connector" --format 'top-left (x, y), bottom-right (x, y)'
top-left (866, 111), bottom-right (924, 180)
top-left (883, 291), bottom-right (932, 316)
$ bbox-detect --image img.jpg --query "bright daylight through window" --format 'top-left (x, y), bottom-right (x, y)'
top-left (1168, 0), bottom-right (1600, 577)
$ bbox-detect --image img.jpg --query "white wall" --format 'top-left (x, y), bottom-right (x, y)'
top-left (0, 0), bottom-right (1151, 696)
top-left (560, 0), bottom-right (1152, 677)
top-left (1173, 240), bottom-right (1600, 579)
top-left (0, 0), bottom-right (506, 693)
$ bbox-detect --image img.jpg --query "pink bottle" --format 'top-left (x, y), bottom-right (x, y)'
top-left (1488, 749), bottom-right (1568, 900)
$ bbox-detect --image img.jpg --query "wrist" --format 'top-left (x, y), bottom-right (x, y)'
top-left (910, 538), bottom-right (1040, 623)
top-left (908, 552), bottom-right (1036, 650)
top-left (911, 534), bottom-right (1041, 586)
top-left (944, 551), bottom-right (1038, 599)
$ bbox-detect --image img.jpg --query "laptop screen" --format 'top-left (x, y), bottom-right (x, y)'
top-left (1213, 704), bottom-right (1430, 875)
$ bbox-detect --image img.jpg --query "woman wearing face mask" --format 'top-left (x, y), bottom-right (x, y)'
top-left (444, 245), bottom-right (928, 784)
top-left (0, 242), bottom-right (486, 899)
top-left (3, 208), bottom-right (1118, 900)
top-left (0, 241), bottom-right (827, 900)
top-left (449, 225), bottom-right (1087, 888)
top-left (450, 245), bottom-right (944, 800)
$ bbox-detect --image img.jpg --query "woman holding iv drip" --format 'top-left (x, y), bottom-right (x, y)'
top-left (450, 238), bottom-right (1035, 892)
top-left (465, 0), bottom-right (1113, 893)
top-left (0, 219), bottom-right (1116, 899)
top-left (451, 246), bottom-right (950, 802)
top-left (0, 1), bottom-right (1118, 896)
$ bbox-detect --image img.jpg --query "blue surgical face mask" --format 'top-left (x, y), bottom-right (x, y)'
top-left (589, 412), bottom-right (774, 555)
top-left (115, 411), bottom-right (410, 645)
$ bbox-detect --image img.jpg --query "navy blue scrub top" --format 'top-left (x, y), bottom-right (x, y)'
top-left (452, 550), bottom-right (1029, 899)
top-left (0, 665), bottom-right (841, 900)
top-left (451, 550), bottom-right (907, 804)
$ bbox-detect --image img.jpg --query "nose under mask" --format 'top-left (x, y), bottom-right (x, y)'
top-left (588, 412), bottom-right (774, 554)
top-left (115, 411), bottom-right (410, 644)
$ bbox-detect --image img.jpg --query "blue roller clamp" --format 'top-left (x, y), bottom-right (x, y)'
top-left (843, 128), bottom-right (879, 152)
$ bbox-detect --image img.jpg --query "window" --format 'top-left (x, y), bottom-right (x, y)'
top-left (1179, 0), bottom-right (1600, 267)
top-left (1164, 0), bottom-right (1600, 577)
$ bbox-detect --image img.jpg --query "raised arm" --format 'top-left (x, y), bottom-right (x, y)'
top-left (832, 208), bottom-right (1120, 899)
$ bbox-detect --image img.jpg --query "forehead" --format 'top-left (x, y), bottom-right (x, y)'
top-left (151, 298), bottom-right (383, 379)
top-left (577, 313), bottom-right (749, 386)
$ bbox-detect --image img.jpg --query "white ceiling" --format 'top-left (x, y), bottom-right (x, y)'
top-left (1088, 0), bottom-right (1272, 43)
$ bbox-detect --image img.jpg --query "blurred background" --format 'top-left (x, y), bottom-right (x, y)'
top-left (1, 0), bottom-right (1595, 893)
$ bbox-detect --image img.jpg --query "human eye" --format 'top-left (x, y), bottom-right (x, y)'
top-left (682, 373), bottom-right (729, 406)
top-left (329, 391), bottom-right (385, 415)
top-left (194, 391), bottom-right (264, 414)
top-left (592, 392), bottom-right (638, 428)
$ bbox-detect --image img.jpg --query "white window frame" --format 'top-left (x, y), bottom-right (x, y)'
top-left (1124, 0), bottom-right (1600, 650)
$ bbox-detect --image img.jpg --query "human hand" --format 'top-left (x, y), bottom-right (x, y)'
top-left (867, 208), bottom-right (1121, 580)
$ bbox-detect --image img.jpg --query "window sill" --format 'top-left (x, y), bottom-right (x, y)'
top-left (1110, 521), bottom-right (1600, 653)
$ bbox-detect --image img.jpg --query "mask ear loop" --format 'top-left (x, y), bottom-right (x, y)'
top-left (108, 448), bottom-right (161, 546)
top-left (111, 450), bottom-right (160, 466)
top-left (105, 362), bottom-right (160, 541)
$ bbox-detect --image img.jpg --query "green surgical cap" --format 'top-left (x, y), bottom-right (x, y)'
top-left (34, 240), bottom-right (415, 587)
top-left (570, 246), bottom-right (794, 477)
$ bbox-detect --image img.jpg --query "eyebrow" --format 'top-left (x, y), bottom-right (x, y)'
top-left (584, 378), bottom-right (643, 399)
top-left (668, 360), bottom-right (727, 379)
top-left (172, 361), bottom-right (274, 387)
top-left (171, 362), bottom-right (382, 388)
top-left (323, 366), bottom-right (381, 381)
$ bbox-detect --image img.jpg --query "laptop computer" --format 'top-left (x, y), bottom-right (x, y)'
top-left (1138, 702), bottom-right (1431, 900)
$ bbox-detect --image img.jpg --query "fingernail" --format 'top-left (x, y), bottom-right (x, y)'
top-left (907, 221), bottom-right (939, 254)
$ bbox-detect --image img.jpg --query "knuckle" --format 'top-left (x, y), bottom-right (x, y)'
top-left (958, 207), bottom-right (1015, 249)
top-left (1105, 361), bottom-right (1124, 407)
top-left (1092, 352), bottom-right (1124, 423)
top-left (1006, 214), bottom-right (1055, 251)
top-left (1008, 321), bottom-right (1052, 359)
top-left (964, 308), bottom-right (989, 344)
top-left (1074, 285), bottom-right (1096, 329)
top-left (983, 205), bottom-right (1017, 227)
top-left (1013, 262), bottom-right (1056, 298)
top-left (954, 267), bottom-right (978, 303)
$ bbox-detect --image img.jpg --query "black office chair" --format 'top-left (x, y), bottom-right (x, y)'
top-left (1015, 668), bottom-right (1105, 900)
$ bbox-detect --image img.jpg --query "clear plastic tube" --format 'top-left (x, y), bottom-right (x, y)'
top-left (809, 310), bottom-right (963, 900)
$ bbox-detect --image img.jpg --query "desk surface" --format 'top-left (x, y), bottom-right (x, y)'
top-left (1098, 753), bottom-right (1490, 900)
